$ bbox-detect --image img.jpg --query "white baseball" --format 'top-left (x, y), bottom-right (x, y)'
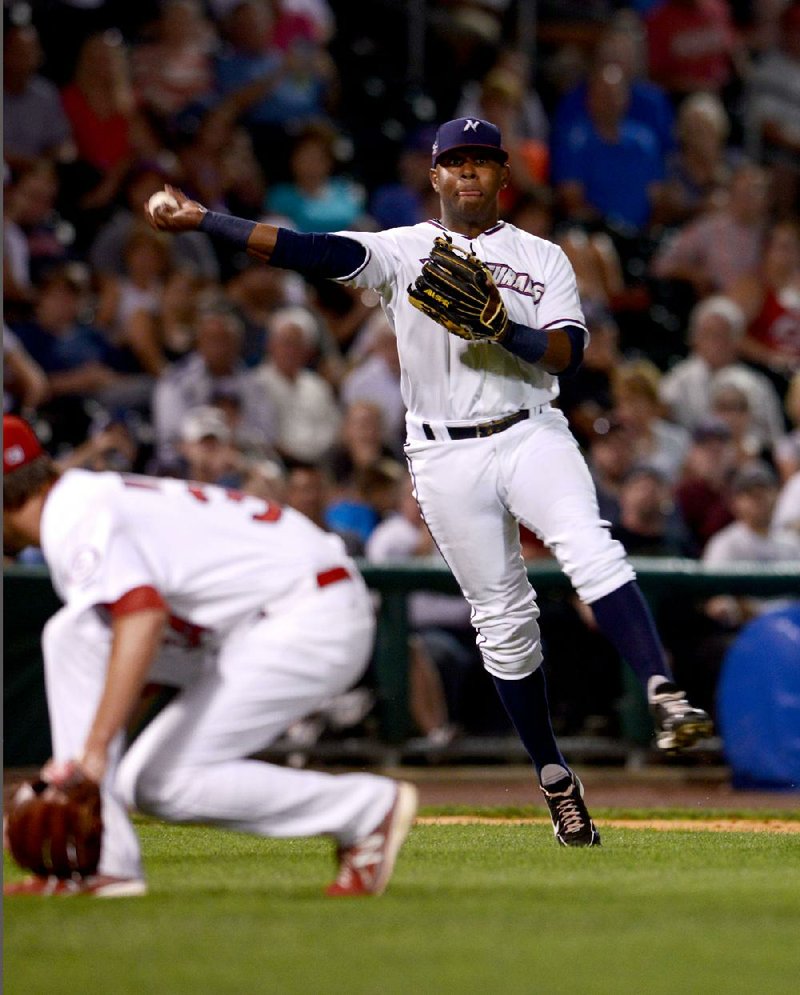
top-left (147, 190), bottom-right (179, 214)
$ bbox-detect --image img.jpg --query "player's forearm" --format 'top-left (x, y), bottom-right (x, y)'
top-left (502, 323), bottom-right (585, 376)
top-left (198, 212), bottom-right (368, 277)
top-left (82, 608), bottom-right (167, 761)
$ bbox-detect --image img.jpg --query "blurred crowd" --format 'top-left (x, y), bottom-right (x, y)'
top-left (4, 0), bottom-right (800, 742)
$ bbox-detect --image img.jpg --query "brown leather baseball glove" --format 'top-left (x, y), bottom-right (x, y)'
top-left (408, 235), bottom-right (509, 342)
top-left (5, 774), bottom-right (103, 879)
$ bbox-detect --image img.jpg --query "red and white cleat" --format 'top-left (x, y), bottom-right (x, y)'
top-left (326, 782), bottom-right (418, 897)
top-left (4, 874), bottom-right (147, 897)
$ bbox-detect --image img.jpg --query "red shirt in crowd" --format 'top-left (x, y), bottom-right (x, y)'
top-left (646, 0), bottom-right (737, 94)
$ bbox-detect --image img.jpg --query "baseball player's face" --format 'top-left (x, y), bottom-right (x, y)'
top-left (431, 151), bottom-right (509, 233)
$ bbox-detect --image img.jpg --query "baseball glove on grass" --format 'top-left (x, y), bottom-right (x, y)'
top-left (5, 774), bottom-right (103, 879)
top-left (408, 236), bottom-right (509, 342)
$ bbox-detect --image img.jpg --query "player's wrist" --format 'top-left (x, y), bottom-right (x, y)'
top-left (503, 323), bottom-right (548, 364)
top-left (198, 211), bottom-right (257, 249)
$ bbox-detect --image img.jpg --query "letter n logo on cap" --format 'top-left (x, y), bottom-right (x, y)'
top-left (464, 119), bottom-right (480, 133)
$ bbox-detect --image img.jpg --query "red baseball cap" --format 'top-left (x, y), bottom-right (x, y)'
top-left (3, 415), bottom-right (44, 474)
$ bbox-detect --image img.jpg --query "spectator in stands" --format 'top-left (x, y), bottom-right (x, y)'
top-left (557, 302), bottom-right (621, 449)
top-left (90, 163), bottom-right (220, 284)
top-left (611, 463), bottom-right (692, 557)
top-left (137, 267), bottom-right (207, 368)
top-left (557, 229), bottom-right (626, 313)
top-left (60, 31), bottom-right (159, 223)
top-left (11, 266), bottom-right (148, 450)
top-left (553, 63), bottom-right (666, 235)
top-left (585, 416), bottom-right (638, 523)
top-left (673, 460), bottom-right (799, 717)
top-left (661, 92), bottom-right (744, 226)
top-left (57, 411), bottom-right (143, 474)
top-left (457, 50), bottom-right (549, 145)
top-left (173, 105), bottom-right (240, 216)
top-left (708, 375), bottom-right (777, 469)
top-left (323, 399), bottom-right (399, 492)
top-left (659, 295), bottom-right (786, 448)
top-left (744, 1), bottom-right (800, 219)
top-left (264, 122), bottom-right (366, 233)
top-left (283, 461), bottom-right (361, 556)
top-left (94, 224), bottom-right (173, 376)
top-left (674, 419), bottom-right (736, 555)
top-left (507, 186), bottom-right (556, 240)
top-left (341, 313), bottom-right (405, 455)
top-left (729, 220), bottom-right (800, 388)
top-left (366, 471), bottom-right (474, 742)
top-left (3, 325), bottom-right (49, 414)
top-left (368, 125), bottom-right (440, 231)
top-left (213, 0), bottom-right (336, 175)
top-left (3, 160), bottom-right (71, 291)
top-left (3, 163), bottom-right (37, 313)
top-left (552, 18), bottom-right (675, 164)
top-left (168, 403), bottom-right (244, 485)
top-left (253, 306), bottom-right (340, 463)
top-left (775, 373), bottom-right (800, 483)
top-left (131, 0), bottom-right (216, 138)
top-left (773, 468), bottom-right (800, 538)
top-left (650, 162), bottom-right (771, 297)
top-left (3, 18), bottom-right (74, 174)
top-left (240, 455), bottom-right (286, 503)
top-left (225, 256), bottom-right (307, 367)
top-left (611, 358), bottom-right (690, 483)
top-left (645, 0), bottom-right (742, 99)
top-left (152, 305), bottom-right (278, 465)
top-left (704, 461), bottom-right (800, 568)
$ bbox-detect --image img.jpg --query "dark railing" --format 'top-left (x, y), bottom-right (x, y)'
top-left (4, 561), bottom-right (799, 763)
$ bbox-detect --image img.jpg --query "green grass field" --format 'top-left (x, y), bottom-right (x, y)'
top-left (5, 811), bottom-right (800, 995)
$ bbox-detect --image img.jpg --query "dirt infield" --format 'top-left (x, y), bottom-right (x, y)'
top-left (396, 764), bottom-right (800, 817)
top-left (6, 765), bottom-right (799, 832)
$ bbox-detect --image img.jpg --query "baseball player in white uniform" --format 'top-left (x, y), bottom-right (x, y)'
top-left (147, 117), bottom-right (712, 847)
top-left (3, 414), bottom-right (417, 896)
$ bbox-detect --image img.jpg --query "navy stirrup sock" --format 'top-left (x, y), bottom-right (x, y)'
top-left (491, 668), bottom-right (567, 777)
top-left (590, 580), bottom-right (673, 686)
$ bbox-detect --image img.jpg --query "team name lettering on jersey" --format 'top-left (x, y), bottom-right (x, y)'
top-left (484, 263), bottom-right (544, 301)
top-left (416, 256), bottom-right (544, 302)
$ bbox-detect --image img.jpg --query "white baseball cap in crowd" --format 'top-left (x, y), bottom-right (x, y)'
top-left (180, 406), bottom-right (231, 444)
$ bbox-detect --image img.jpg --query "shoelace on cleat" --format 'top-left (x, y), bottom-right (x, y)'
top-left (554, 796), bottom-right (586, 836)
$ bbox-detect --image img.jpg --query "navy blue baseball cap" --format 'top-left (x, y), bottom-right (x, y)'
top-left (431, 118), bottom-right (508, 166)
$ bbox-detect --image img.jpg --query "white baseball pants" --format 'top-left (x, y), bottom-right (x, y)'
top-left (42, 574), bottom-right (394, 880)
top-left (405, 406), bottom-right (634, 680)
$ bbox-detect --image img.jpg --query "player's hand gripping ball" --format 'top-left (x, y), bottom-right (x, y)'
top-left (5, 774), bottom-right (103, 878)
top-left (408, 236), bottom-right (509, 342)
top-left (147, 189), bottom-right (180, 215)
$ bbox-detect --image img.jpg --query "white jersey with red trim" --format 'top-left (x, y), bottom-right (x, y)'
top-left (338, 220), bottom-right (587, 427)
top-left (40, 469), bottom-right (353, 633)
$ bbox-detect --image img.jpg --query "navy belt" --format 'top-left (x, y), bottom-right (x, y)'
top-left (423, 408), bottom-right (532, 441)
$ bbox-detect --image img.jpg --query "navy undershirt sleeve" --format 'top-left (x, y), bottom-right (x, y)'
top-left (502, 322), bottom-right (585, 375)
top-left (270, 228), bottom-right (368, 279)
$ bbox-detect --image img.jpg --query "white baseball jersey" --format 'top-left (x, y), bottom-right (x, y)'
top-left (338, 221), bottom-right (587, 426)
top-left (40, 469), bottom-right (353, 632)
top-left (39, 468), bottom-right (392, 880)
